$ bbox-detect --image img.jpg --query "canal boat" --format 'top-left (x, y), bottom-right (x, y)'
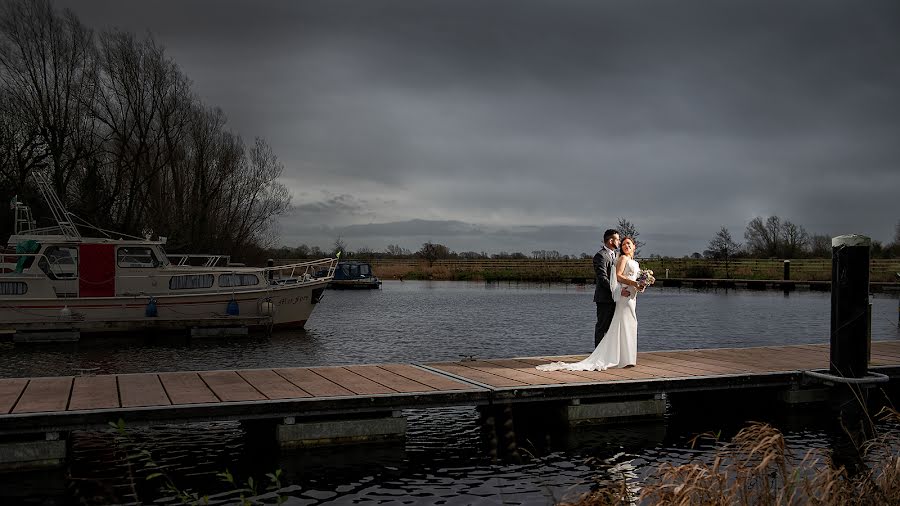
top-left (329, 261), bottom-right (382, 289)
top-left (0, 174), bottom-right (338, 336)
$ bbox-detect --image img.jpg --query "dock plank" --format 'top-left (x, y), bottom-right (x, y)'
top-left (461, 360), bottom-right (561, 386)
top-left (652, 350), bottom-right (757, 373)
top-left (238, 369), bottom-right (311, 399)
top-left (349, 365), bottom-right (436, 393)
top-left (533, 355), bottom-right (672, 380)
top-left (118, 374), bottom-right (170, 407)
top-left (13, 377), bottom-right (73, 413)
top-left (274, 368), bottom-right (354, 397)
top-left (0, 379), bottom-right (28, 414)
top-left (636, 355), bottom-right (723, 377)
top-left (642, 352), bottom-right (745, 375)
top-left (380, 364), bottom-right (473, 391)
top-left (69, 375), bottom-right (119, 411)
top-left (313, 367), bottom-right (395, 395)
top-left (487, 359), bottom-right (595, 384)
top-left (687, 349), bottom-right (807, 371)
top-left (516, 357), bottom-right (632, 381)
top-left (200, 371), bottom-right (266, 402)
top-left (159, 372), bottom-right (219, 404)
top-left (430, 363), bottom-right (527, 387)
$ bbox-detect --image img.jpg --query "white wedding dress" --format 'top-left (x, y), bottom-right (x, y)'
top-left (538, 257), bottom-right (639, 371)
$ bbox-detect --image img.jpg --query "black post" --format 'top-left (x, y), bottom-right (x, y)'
top-left (783, 260), bottom-right (790, 280)
top-left (267, 258), bottom-right (274, 282)
top-left (830, 235), bottom-right (870, 378)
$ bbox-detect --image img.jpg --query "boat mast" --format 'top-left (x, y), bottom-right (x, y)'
top-left (32, 171), bottom-right (82, 239)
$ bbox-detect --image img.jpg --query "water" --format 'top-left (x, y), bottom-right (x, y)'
top-left (1, 282), bottom-right (898, 504)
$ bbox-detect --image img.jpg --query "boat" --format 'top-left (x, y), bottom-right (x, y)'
top-left (328, 261), bottom-right (382, 289)
top-left (0, 173), bottom-right (338, 337)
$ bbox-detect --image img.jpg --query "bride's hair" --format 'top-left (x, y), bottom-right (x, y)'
top-left (620, 237), bottom-right (635, 255)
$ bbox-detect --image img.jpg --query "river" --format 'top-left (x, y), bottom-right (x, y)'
top-left (1, 282), bottom-right (898, 505)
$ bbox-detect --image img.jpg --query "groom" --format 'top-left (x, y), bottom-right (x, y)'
top-left (592, 229), bottom-right (620, 347)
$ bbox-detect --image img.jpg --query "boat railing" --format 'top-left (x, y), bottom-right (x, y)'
top-left (166, 254), bottom-right (232, 268)
top-left (264, 257), bottom-right (339, 284)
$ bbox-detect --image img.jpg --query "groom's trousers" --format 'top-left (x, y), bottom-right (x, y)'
top-left (594, 301), bottom-right (616, 347)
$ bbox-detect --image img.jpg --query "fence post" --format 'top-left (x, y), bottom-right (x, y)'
top-left (830, 235), bottom-right (870, 378)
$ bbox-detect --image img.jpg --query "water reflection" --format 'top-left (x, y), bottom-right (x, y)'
top-left (0, 283), bottom-right (898, 504)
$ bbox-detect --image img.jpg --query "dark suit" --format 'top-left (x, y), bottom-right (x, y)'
top-left (592, 247), bottom-right (617, 347)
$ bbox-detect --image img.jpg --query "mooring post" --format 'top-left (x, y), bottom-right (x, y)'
top-left (783, 260), bottom-right (790, 281)
top-left (266, 258), bottom-right (274, 282)
top-left (830, 235), bottom-right (870, 378)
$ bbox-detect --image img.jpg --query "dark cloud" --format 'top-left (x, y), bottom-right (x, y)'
top-left (57, 0), bottom-right (900, 255)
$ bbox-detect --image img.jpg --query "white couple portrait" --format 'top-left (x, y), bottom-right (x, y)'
top-left (538, 228), bottom-right (655, 372)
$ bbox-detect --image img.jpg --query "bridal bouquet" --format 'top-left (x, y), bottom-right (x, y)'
top-left (636, 269), bottom-right (656, 287)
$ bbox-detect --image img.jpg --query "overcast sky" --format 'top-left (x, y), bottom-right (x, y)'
top-left (57, 0), bottom-right (900, 257)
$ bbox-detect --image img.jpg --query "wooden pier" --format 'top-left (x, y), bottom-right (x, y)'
top-left (1, 340), bottom-right (899, 469)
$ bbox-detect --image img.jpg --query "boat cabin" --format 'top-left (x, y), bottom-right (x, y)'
top-left (1, 236), bottom-right (265, 299)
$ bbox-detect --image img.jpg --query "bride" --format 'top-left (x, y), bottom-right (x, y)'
top-left (537, 237), bottom-right (644, 371)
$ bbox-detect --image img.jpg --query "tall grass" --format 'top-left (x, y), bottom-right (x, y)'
top-left (560, 407), bottom-right (900, 506)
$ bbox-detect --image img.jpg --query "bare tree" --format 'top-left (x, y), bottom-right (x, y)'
top-left (418, 241), bottom-right (450, 266)
top-left (779, 220), bottom-right (809, 258)
top-left (616, 217), bottom-right (643, 256)
top-left (744, 216), bottom-right (781, 257)
top-left (0, 1), bottom-right (293, 260)
top-left (703, 227), bottom-right (742, 278)
top-left (808, 233), bottom-right (831, 258)
top-left (385, 244), bottom-right (409, 257)
top-left (0, 0), bottom-right (99, 199)
top-left (332, 236), bottom-right (346, 256)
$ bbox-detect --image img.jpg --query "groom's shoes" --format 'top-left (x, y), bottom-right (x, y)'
top-left (623, 364), bottom-right (635, 368)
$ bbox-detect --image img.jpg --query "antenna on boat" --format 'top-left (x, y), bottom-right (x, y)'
top-left (11, 195), bottom-right (35, 234)
top-left (32, 171), bottom-right (81, 239)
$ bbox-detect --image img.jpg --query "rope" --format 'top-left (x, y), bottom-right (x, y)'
top-left (803, 369), bottom-right (889, 385)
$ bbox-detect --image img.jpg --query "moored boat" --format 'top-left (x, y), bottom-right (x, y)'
top-left (329, 261), bottom-right (382, 289)
top-left (0, 174), bottom-right (337, 336)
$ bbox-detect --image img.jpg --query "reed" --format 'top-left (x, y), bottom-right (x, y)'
top-left (561, 407), bottom-right (900, 506)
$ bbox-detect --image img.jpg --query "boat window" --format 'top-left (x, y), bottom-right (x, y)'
top-left (0, 282), bottom-right (27, 295)
top-left (169, 274), bottom-right (215, 290)
top-left (38, 246), bottom-right (78, 280)
top-left (219, 273), bottom-right (260, 287)
top-left (358, 264), bottom-right (371, 276)
top-left (117, 247), bottom-right (159, 268)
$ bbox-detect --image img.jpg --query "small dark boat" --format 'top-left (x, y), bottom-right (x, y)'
top-left (329, 261), bottom-right (382, 289)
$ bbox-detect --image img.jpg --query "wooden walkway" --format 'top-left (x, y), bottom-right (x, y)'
top-left (1, 341), bottom-right (899, 435)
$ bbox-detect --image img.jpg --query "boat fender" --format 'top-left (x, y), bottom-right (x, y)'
top-left (226, 297), bottom-right (240, 316)
top-left (145, 297), bottom-right (158, 317)
top-left (258, 298), bottom-right (275, 316)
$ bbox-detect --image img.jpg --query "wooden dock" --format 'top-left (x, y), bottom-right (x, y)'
top-left (1, 340), bottom-right (899, 468)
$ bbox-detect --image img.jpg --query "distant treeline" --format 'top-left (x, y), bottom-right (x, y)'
top-left (269, 216), bottom-right (900, 262)
top-left (0, 0), bottom-right (288, 261)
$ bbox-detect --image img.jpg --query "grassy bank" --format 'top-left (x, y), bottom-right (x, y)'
top-left (353, 258), bottom-right (900, 283)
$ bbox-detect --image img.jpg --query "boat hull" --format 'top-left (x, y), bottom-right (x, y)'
top-left (328, 278), bottom-right (382, 289)
top-left (0, 278), bottom-right (329, 333)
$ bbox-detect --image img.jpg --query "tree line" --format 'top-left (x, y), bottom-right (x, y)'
top-left (270, 216), bottom-right (900, 262)
top-left (704, 216), bottom-right (900, 261)
top-left (0, 0), bottom-right (289, 260)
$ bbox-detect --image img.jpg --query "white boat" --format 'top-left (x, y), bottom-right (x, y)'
top-left (0, 174), bottom-right (337, 336)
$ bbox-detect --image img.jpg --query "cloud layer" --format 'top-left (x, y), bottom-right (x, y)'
top-left (59, 0), bottom-right (900, 255)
